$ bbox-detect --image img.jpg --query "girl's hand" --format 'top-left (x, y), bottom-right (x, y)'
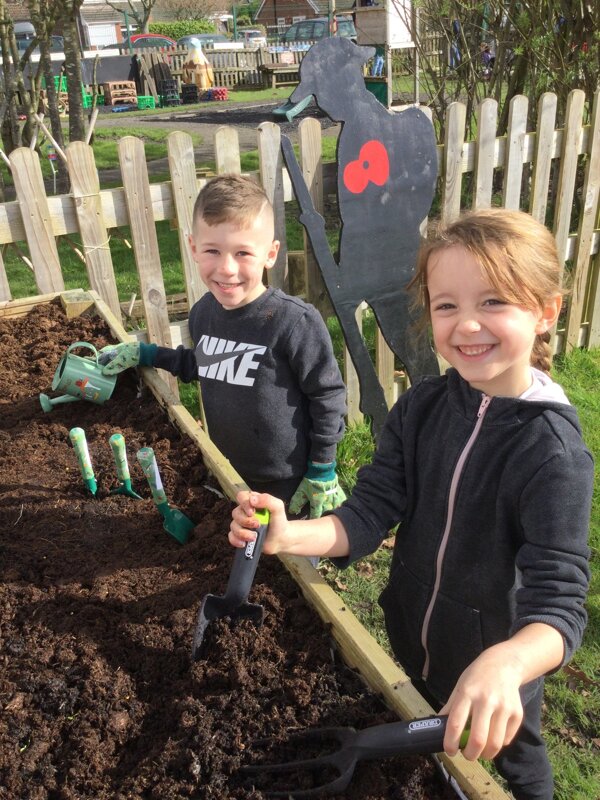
top-left (230, 491), bottom-right (288, 555)
top-left (440, 643), bottom-right (525, 761)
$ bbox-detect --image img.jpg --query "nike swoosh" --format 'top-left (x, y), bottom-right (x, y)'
top-left (196, 345), bottom-right (264, 368)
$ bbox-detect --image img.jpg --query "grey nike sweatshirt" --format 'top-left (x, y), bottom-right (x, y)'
top-left (152, 288), bottom-right (347, 491)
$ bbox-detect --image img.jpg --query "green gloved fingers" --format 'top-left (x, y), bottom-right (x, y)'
top-left (100, 341), bottom-right (157, 375)
top-left (288, 475), bottom-right (347, 519)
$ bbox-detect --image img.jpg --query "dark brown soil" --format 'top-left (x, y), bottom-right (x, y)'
top-left (0, 301), bottom-right (457, 799)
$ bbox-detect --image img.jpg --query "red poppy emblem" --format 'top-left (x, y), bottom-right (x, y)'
top-left (343, 140), bottom-right (390, 194)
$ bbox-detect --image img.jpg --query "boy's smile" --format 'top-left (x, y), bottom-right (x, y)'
top-left (427, 245), bottom-right (559, 397)
top-left (189, 211), bottom-right (280, 310)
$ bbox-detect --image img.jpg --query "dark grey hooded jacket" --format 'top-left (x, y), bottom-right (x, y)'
top-left (333, 368), bottom-right (593, 702)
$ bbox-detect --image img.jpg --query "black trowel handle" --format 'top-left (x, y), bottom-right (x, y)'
top-left (222, 509), bottom-right (269, 610)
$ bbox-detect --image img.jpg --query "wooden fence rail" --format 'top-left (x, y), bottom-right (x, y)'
top-left (0, 88), bottom-right (598, 422)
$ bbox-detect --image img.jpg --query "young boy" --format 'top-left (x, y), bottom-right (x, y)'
top-left (100, 174), bottom-right (347, 517)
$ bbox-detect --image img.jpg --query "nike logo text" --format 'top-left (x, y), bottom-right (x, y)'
top-left (195, 336), bottom-right (267, 386)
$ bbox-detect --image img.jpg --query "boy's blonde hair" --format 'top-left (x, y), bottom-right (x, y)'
top-left (410, 209), bottom-right (564, 373)
top-left (193, 173), bottom-right (274, 230)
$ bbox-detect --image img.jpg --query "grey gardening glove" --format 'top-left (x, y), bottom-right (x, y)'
top-left (288, 461), bottom-right (347, 519)
top-left (99, 341), bottom-right (157, 375)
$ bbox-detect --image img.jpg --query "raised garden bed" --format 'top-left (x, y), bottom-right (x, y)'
top-left (0, 293), bottom-right (508, 799)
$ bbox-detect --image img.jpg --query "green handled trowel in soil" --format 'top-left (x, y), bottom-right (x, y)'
top-left (109, 433), bottom-right (142, 499)
top-left (69, 427), bottom-right (97, 495)
top-left (136, 446), bottom-right (195, 545)
top-left (192, 508), bottom-right (269, 661)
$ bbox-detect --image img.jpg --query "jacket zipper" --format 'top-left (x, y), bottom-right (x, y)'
top-left (420, 394), bottom-right (492, 681)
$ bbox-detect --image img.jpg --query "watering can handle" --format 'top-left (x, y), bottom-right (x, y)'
top-left (67, 341), bottom-right (100, 364)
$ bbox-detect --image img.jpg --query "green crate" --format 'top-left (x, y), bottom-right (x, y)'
top-left (54, 75), bottom-right (67, 92)
top-left (137, 95), bottom-right (156, 109)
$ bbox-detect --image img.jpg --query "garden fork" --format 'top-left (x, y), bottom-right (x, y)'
top-left (240, 714), bottom-right (469, 798)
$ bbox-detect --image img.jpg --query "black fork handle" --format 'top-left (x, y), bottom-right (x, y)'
top-left (353, 715), bottom-right (467, 761)
top-left (221, 509), bottom-right (269, 610)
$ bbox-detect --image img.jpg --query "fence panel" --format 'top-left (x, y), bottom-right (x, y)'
top-left (0, 89), bottom-right (598, 417)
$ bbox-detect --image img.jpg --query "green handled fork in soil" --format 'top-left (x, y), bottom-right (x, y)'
top-left (241, 714), bottom-right (470, 798)
top-left (109, 433), bottom-right (142, 499)
top-left (136, 446), bottom-right (195, 545)
top-left (192, 508), bottom-right (270, 661)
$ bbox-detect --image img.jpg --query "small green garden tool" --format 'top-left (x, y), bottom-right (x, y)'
top-left (136, 446), bottom-right (195, 545)
top-left (109, 433), bottom-right (142, 499)
top-left (69, 427), bottom-right (97, 496)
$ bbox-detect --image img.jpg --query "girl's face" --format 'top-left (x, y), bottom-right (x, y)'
top-left (427, 245), bottom-right (559, 397)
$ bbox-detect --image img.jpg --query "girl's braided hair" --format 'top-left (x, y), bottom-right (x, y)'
top-left (409, 209), bottom-right (565, 373)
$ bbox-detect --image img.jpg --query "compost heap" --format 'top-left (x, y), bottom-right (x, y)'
top-left (0, 300), bottom-right (457, 799)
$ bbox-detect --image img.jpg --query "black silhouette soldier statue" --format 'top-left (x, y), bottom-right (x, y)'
top-left (281, 37), bottom-right (439, 438)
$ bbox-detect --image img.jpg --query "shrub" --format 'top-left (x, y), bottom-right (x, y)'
top-left (149, 20), bottom-right (218, 40)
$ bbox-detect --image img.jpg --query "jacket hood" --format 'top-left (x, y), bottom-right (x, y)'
top-left (442, 368), bottom-right (583, 435)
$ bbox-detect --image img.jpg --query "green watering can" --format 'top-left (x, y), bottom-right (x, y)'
top-left (40, 341), bottom-right (117, 412)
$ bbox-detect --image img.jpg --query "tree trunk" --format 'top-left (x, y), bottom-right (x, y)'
top-left (60, 3), bottom-right (85, 142)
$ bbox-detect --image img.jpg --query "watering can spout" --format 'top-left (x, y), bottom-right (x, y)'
top-left (39, 393), bottom-right (81, 412)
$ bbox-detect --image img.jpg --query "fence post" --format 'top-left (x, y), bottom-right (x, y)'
top-left (298, 116), bottom-right (330, 318)
top-left (345, 305), bottom-right (365, 426)
top-left (215, 125), bottom-right (242, 174)
top-left (441, 101), bottom-right (466, 223)
top-left (564, 89), bottom-right (600, 351)
top-left (258, 121), bottom-right (288, 291)
top-left (553, 89), bottom-right (586, 270)
top-left (529, 93), bottom-right (558, 223)
top-left (0, 250), bottom-right (10, 302)
top-left (9, 148), bottom-right (64, 294)
top-left (472, 97), bottom-right (497, 210)
top-left (119, 136), bottom-right (179, 397)
top-left (66, 141), bottom-right (121, 319)
top-left (502, 94), bottom-right (528, 210)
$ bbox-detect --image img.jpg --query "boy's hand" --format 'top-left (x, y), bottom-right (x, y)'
top-left (289, 461), bottom-right (346, 518)
top-left (99, 341), bottom-right (156, 375)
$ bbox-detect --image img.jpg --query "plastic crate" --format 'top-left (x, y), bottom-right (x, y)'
top-left (82, 93), bottom-right (105, 108)
top-left (54, 75), bottom-right (67, 92)
top-left (136, 95), bottom-right (156, 109)
top-left (159, 95), bottom-right (181, 108)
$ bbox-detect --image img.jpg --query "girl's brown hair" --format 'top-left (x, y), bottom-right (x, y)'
top-left (409, 209), bottom-right (564, 373)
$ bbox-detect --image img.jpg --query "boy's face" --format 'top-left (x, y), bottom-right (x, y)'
top-left (189, 209), bottom-right (280, 310)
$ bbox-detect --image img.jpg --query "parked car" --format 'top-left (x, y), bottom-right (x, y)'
top-left (103, 33), bottom-right (176, 52)
top-left (280, 17), bottom-right (356, 45)
top-left (16, 34), bottom-right (64, 55)
top-left (237, 28), bottom-right (267, 48)
top-left (177, 33), bottom-right (230, 49)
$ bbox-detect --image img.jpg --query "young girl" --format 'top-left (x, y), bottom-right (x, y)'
top-left (229, 209), bottom-right (593, 800)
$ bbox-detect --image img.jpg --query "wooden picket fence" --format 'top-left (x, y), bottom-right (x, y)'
top-left (0, 87), bottom-right (598, 423)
